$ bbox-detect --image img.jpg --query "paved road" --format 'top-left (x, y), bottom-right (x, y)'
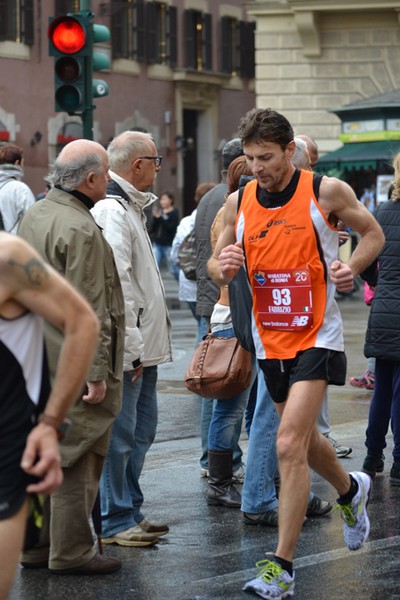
top-left (11, 277), bottom-right (400, 600)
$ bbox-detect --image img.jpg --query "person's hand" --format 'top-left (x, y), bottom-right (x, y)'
top-left (218, 242), bottom-right (244, 283)
top-left (21, 423), bottom-right (63, 494)
top-left (152, 207), bottom-right (162, 218)
top-left (82, 380), bottom-right (107, 404)
top-left (128, 364), bottom-right (143, 383)
top-left (330, 260), bottom-right (354, 293)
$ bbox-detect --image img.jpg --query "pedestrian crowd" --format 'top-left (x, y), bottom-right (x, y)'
top-left (1, 103), bottom-right (397, 600)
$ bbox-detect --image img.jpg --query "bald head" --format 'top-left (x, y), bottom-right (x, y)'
top-left (296, 134), bottom-right (319, 168)
top-left (49, 139), bottom-right (109, 202)
top-left (58, 139), bottom-right (107, 164)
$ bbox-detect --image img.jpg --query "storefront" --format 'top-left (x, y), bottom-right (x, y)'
top-left (317, 90), bottom-right (400, 204)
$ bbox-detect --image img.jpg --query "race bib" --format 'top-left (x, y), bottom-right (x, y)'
top-left (253, 268), bottom-right (314, 331)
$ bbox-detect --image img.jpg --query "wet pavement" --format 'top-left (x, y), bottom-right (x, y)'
top-left (10, 274), bottom-right (400, 600)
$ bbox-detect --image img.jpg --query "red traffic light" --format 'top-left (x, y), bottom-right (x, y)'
top-left (49, 17), bottom-right (86, 54)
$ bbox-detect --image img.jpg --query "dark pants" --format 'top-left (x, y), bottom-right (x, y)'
top-left (365, 357), bottom-right (400, 464)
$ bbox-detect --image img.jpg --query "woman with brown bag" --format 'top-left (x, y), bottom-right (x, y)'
top-left (205, 156), bottom-right (256, 508)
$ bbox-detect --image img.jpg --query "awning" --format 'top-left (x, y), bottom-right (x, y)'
top-left (317, 140), bottom-right (400, 171)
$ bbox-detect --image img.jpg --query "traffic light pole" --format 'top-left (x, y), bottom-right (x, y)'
top-left (49, 0), bottom-right (109, 143)
top-left (80, 0), bottom-right (93, 140)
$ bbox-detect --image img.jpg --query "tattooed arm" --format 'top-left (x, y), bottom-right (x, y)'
top-left (0, 232), bottom-right (99, 493)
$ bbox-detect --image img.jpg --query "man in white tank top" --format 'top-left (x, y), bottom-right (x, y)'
top-left (0, 232), bottom-right (98, 600)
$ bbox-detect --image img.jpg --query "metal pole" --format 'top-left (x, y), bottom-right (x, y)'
top-left (80, 0), bottom-right (93, 140)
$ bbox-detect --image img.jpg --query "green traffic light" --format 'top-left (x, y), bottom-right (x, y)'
top-left (55, 85), bottom-right (82, 113)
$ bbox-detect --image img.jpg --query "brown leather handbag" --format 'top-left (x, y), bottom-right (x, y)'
top-left (184, 333), bottom-right (252, 399)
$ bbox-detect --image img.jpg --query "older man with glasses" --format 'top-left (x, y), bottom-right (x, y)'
top-left (91, 131), bottom-right (172, 548)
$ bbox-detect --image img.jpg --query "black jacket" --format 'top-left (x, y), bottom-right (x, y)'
top-left (365, 200), bottom-right (400, 360)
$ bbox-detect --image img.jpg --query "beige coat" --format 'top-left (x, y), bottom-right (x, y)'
top-left (18, 187), bottom-right (125, 466)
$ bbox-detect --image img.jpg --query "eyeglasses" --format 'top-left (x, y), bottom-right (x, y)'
top-left (138, 155), bottom-right (162, 167)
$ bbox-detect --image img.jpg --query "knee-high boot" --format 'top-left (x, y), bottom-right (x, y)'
top-left (207, 449), bottom-right (241, 508)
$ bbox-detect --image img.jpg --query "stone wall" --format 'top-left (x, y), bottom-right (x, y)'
top-left (246, 1), bottom-right (400, 153)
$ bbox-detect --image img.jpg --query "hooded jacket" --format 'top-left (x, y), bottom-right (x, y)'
top-left (0, 163), bottom-right (35, 233)
top-left (91, 172), bottom-right (172, 369)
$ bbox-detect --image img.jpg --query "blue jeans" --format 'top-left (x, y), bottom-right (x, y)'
top-left (100, 366), bottom-right (158, 537)
top-left (199, 324), bottom-right (244, 470)
top-left (365, 357), bottom-right (400, 463)
top-left (153, 243), bottom-right (178, 279)
top-left (208, 329), bottom-right (256, 453)
top-left (241, 363), bottom-right (316, 514)
top-left (242, 365), bottom-right (280, 513)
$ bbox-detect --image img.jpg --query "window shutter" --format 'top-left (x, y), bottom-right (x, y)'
top-left (239, 21), bottom-right (255, 79)
top-left (23, 0), bottom-right (34, 46)
top-left (203, 13), bottom-right (212, 72)
top-left (146, 2), bottom-right (158, 64)
top-left (111, 1), bottom-right (126, 59)
top-left (220, 16), bottom-right (232, 74)
top-left (136, 0), bottom-right (146, 62)
top-left (167, 5), bottom-right (177, 68)
top-left (184, 10), bottom-right (196, 70)
top-left (0, 0), bottom-right (7, 41)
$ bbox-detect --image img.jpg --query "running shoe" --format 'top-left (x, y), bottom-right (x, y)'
top-left (349, 369), bottom-right (375, 390)
top-left (324, 434), bottom-right (352, 458)
top-left (337, 471), bottom-right (371, 551)
top-left (243, 559), bottom-right (295, 599)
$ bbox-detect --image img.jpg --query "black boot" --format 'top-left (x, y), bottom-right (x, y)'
top-left (207, 449), bottom-right (242, 508)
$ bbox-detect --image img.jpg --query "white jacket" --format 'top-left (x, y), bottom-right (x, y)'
top-left (0, 164), bottom-right (36, 234)
top-left (91, 171), bottom-right (172, 370)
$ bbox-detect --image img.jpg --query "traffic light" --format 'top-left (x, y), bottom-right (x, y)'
top-left (48, 12), bottom-right (110, 116)
top-left (92, 23), bottom-right (110, 100)
top-left (48, 14), bottom-right (89, 114)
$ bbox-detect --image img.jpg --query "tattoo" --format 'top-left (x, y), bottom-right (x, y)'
top-left (8, 258), bottom-right (49, 286)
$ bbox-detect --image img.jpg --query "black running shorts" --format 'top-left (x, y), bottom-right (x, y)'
top-left (258, 347), bottom-right (347, 404)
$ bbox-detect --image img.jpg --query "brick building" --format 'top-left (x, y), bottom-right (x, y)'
top-left (0, 0), bottom-right (255, 213)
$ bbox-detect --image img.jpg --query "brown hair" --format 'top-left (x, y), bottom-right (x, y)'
top-left (194, 182), bottom-right (217, 205)
top-left (239, 108), bottom-right (294, 151)
top-left (0, 143), bottom-right (24, 165)
top-left (226, 155), bottom-right (252, 194)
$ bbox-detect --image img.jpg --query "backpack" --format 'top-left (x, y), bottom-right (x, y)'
top-left (178, 229), bottom-right (197, 280)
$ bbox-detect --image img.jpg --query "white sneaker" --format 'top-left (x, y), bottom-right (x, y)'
top-left (337, 471), bottom-right (371, 551)
top-left (243, 559), bottom-right (295, 599)
top-left (200, 467), bottom-right (209, 478)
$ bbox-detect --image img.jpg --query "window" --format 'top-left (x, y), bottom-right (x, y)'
top-left (55, 0), bottom-right (77, 15)
top-left (146, 2), bottom-right (177, 66)
top-left (221, 17), bottom-right (255, 79)
top-left (111, 0), bottom-right (177, 66)
top-left (0, 0), bottom-right (34, 45)
top-left (184, 9), bottom-right (212, 72)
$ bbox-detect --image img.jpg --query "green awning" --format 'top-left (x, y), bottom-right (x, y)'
top-left (317, 140), bottom-right (400, 171)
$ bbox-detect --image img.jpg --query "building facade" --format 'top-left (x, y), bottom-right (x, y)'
top-left (246, 0), bottom-right (400, 155)
top-left (0, 0), bottom-right (255, 213)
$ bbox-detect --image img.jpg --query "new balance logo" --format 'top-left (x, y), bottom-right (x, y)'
top-left (291, 316), bottom-right (309, 327)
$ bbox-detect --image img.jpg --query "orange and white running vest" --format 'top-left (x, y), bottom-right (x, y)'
top-left (235, 171), bottom-right (344, 360)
